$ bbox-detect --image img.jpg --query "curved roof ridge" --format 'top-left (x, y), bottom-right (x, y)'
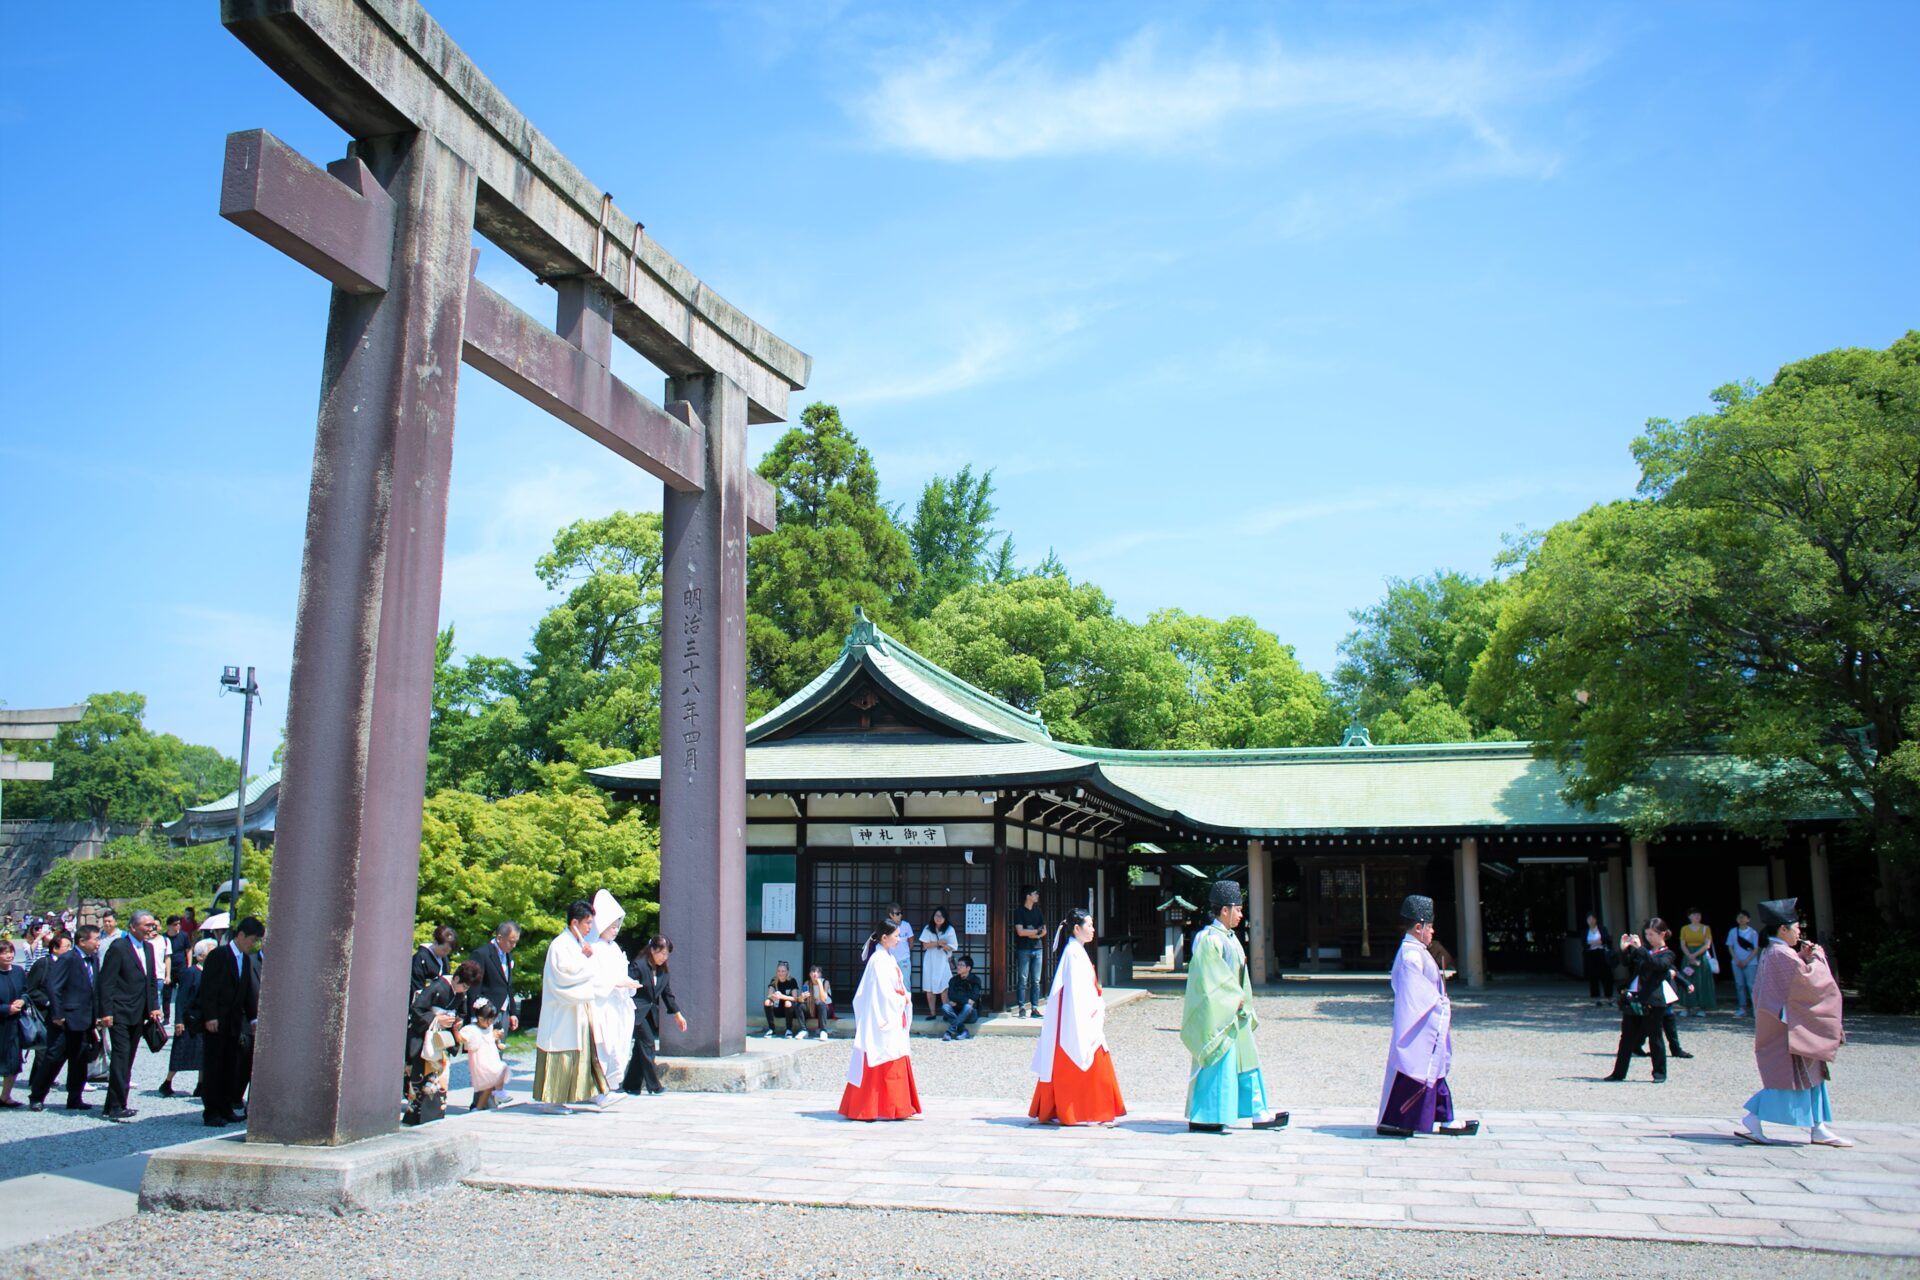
top-left (1060, 739), bottom-right (1542, 767)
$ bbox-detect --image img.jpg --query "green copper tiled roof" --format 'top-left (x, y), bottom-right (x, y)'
top-left (181, 765), bottom-right (282, 815)
top-left (590, 619), bottom-right (1839, 835)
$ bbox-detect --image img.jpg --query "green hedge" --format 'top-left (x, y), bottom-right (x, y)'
top-left (1858, 932), bottom-right (1920, 1015)
top-left (33, 851), bottom-right (229, 913)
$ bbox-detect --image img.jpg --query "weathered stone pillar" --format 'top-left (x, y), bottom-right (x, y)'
top-left (1247, 839), bottom-right (1272, 985)
top-left (1808, 833), bottom-right (1835, 941)
top-left (1457, 837), bottom-right (1486, 989)
top-left (1628, 839), bottom-right (1652, 930)
top-left (659, 371), bottom-right (749, 1057)
top-left (249, 131), bottom-right (476, 1146)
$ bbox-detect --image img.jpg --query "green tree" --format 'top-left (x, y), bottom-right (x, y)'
top-left (427, 628), bottom-right (533, 797)
top-left (1470, 333), bottom-right (1920, 894)
top-left (905, 464), bottom-right (1014, 616)
top-left (1146, 610), bottom-right (1336, 748)
top-left (524, 511), bottom-right (666, 771)
top-left (918, 574), bottom-right (1184, 749)
top-left (1334, 571), bottom-right (1522, 741)
top-left (747, 403), bottom-right (918, 711)
top-left (415, 775), bottom-right (659, 991)
top-left (7, 692), bottom-right (237, 829)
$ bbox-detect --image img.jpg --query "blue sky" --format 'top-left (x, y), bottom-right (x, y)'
top-left (2, 1), bottom-right (1915, 756)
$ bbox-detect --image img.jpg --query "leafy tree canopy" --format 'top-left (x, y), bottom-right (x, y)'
top-left (1469, 331), bottom-right (1920, 860)
top-left (906, 464), bottom-right (1015, 617)
top-left (747, 403), bottom-right (918, 712)
top-left (1334, 571), bottom-right (1524, 742)
top-left (5, 692), bottom-right (238, 828)
top-left (1146, 609), bottom-right (1337, 749)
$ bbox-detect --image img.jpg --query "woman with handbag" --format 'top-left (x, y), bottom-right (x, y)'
top-left (0, 938), bottom-right (28, 1107)
top-left (1678, 909), bottom-right (1719, 1016)
top-left (161, 939), bottom-right (214, 1098)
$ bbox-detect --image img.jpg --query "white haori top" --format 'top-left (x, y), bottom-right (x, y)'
top-left (1031, 936), bottom-right (1106, 1082)
top-left (1378, 932), bottom-right (1453, 1115)
top-left (845, 948), bottom-right (911, 1088)
top-left (536, 925), bottom-right (599, 1054)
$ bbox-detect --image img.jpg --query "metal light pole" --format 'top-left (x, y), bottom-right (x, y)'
top-left (221, 666), bottom-right (259, 934)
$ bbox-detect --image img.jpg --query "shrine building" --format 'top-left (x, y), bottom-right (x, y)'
top-left (590, 613), bottom-right (1849, 1015)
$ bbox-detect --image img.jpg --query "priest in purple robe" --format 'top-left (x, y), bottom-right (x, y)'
top-left (1377, 894), bottom-right (1478, 1139)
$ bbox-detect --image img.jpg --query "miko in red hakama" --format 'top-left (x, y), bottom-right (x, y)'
top-left (839, 947), bottom-right (922, 1121)
top-left (1029, 935), bottom-right (1126, 1125)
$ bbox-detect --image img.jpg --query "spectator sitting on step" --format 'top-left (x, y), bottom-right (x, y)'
top-left (800, 964), bottom-right (834, 1040)
top-left (762, 961), bottom-right (804, 1038)
top-left (941, 955), bottom-right (984, 1041)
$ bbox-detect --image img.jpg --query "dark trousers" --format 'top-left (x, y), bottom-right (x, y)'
top-left (30, 1028), bottom-right (89, 1107)
top-left (1583, 949), bottom-right (1614, 999)
top-left (1609, 1008), bottom-right (1667, 1079)
top-left (622, 1017), bottom-right (663, 1093)
top-left (1634, 1007), bottom-right (1683, 1055)
top-left (202, 1029), bottom-right (243, 1120)
top-left (763, 1001), bottom-right (802, 1034)
top-left (104, 1020), bottom-right (141, 1112)
top-left (163, 980), bottom-right (179, 1021)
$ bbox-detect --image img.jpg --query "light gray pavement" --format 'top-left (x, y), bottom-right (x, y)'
top-left (458, 1087), bottom-right (1920, 1255)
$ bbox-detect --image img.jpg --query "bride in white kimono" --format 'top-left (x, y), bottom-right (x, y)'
top-left (588, 889), bottom-right (639, 1088)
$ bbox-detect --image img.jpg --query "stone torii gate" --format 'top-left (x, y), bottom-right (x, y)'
top-left (218, 0), bottom-right (808, 1147)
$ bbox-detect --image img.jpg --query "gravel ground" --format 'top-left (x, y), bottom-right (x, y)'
top-left (790, 982), bottom-right (1920, 1122)
top-left (0, 1037), bottom-right (217, 1179)
top-left (18, 1189), bottom-right (1919, 1280)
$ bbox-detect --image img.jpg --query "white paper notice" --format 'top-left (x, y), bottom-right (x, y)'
top-left (762, 882), bottom-right (796, 935)
top-left (964, 902), bottom-right (988, 936)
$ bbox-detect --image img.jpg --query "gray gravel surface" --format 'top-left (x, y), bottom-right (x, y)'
top-left (791, 983), bottom-right (1920, 1122)
top-left (18, 1189), bottom-right (1918, 1279)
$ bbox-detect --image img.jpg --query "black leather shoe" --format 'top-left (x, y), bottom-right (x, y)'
top-left (158, 1081), bottom-right (175, 1097)
top-left (1437, 1120), bottom-right (1480, 1136)
top-left (105, 1107), bottom-right (136, 1122)
top-left (1251, 1112), bottom-right (1290, 1130)
top-left (1651, 1074), bottom-right (1667, 1083)
top-left (1376, 1124), bottom-right (1415, 1138)
top-left (1670, 1051), bottom-right (1694, 1059)
top-left (1187, 1122), bottom-right (1225, 1133)
top-left (1602, 1074), bottom-right (1627, 1082)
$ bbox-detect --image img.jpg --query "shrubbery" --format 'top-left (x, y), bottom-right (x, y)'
top-left (1856, 932), bottom-right (1920, 1015)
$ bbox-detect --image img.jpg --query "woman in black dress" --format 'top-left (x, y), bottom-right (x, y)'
top-left (0, 938), bottom-right (27, 1108)
top-left (161, 938), bottom-right (213, 1097)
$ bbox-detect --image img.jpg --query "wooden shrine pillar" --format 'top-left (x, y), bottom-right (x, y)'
top-left (1629, 839), bottom-right (1653, 930)
top-left (1457, 836), bottom-right (1486, 989)
top-left (1247, 838), bottom-right (1272, 985)
top-left (1808, 832), bottom-right (1835, 942)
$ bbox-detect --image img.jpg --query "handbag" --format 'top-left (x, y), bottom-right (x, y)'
top-left (142, 1019), bottom-right (168, 1053)
top-left (17, 1002), bottom-right (47, 1050)
top-left (1706, 949), bottom-right (1720, 975)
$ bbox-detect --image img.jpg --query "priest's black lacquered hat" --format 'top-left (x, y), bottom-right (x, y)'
top-left (1208, 880), bottom-right (1244, 911)
top-left (1757, 898), bottom-right (1799, 931)
top-left (1399, 894), bottom-right (1435, 924)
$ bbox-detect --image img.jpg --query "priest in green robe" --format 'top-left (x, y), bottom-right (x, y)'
top-left (1181, 880), bottom-right (1289, 1134)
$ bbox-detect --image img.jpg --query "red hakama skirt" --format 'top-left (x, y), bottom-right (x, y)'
top-left (839, 1054), bottom-right (922, 1121)
top-left (1029, 1043), bottom-right (1126, 1125)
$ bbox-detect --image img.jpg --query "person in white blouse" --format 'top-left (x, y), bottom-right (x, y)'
top-left (918, 908), bottom-right (958, 1018)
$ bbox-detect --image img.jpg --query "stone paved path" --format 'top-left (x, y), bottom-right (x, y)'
top-left (460, 1090), bottom-right (1920, 1256)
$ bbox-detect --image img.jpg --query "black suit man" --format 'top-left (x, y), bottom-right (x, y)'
top-left (29, 926), bottom-right (101, 1111)
top-left (465, 922), bottom-right (521, 1033)
top-left (95, 911), bottom-right (164, 1120)
top-left (199, 916), bottom-right (265, 1126)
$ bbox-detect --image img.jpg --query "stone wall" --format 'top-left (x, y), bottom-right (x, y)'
top-left (0, 819), bottom-right (141, 916)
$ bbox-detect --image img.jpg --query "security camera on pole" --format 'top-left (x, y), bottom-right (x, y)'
top-left (220, 666), bottom-right (259, 938)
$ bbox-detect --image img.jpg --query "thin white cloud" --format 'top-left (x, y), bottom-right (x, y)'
top-left (836, 306), bottom-right (1091, 404)
top-left (856, 25), bottom-right (1592, 168)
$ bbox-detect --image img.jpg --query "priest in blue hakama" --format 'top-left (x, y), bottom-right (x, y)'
top-left (1377, 894), bottom-right (1478, 1139)
top-left (1180, 880), bottom-right (1289, 1135)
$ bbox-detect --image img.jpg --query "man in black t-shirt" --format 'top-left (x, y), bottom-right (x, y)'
top-left (1012, 887), bottom-right (1045, 1017)
top-left (762, 961), bottom-right (803, 1037)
